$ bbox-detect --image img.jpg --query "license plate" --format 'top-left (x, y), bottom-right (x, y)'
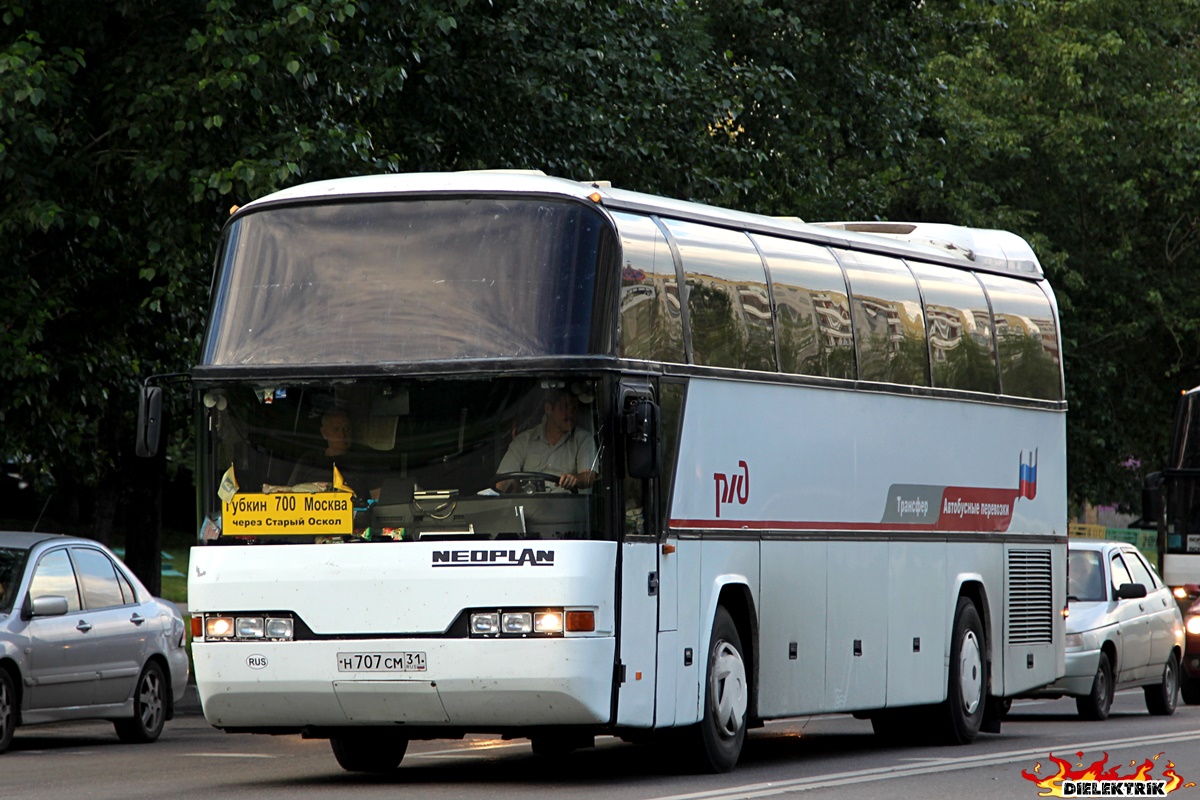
top-left (336, 651), bottom-right (428, 672)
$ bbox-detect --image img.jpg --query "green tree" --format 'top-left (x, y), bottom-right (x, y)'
top-left (895, 0), bottom-right (1200, 508)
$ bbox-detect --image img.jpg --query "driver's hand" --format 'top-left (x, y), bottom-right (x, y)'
top-left (558, 472), bottom-right (578, 490)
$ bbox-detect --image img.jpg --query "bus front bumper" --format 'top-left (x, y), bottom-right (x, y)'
top-left (193, 637), bottom-right (616, 729)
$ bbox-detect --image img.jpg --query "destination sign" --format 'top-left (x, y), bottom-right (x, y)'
top-left (222, 492), bottom-right (353, 536)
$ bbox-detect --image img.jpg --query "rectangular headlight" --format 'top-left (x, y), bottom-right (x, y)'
top-left (534, 611), bottom-right (563, 634)
top-left (205, 616), bottom-right (235, 639)
top-left (502, 612), bottom-right (533, 634)
top-left (1064, 633), bottom-right (1084, 650)
top-left (235, 617), bottom-right (265, 638)
top-left (265, 618), bottom-right (294, 639)
top-left (471, 613), bottom-right (500, 635)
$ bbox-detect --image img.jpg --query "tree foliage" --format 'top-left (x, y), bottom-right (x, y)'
top-left (2, 0), bottom-right (1198, 582)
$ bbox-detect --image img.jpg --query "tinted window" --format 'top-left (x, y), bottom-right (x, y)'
top-left (204, 198), bottom-right (607, 365)
top-left (909, 263), bottom-right (998, 393)
top-left (977, 274), bottom-right (1062, 400)
top-left (840, 251), bottom-right (929, 385)
top-left (753, 235), bottom-right (855, 379)
top-left (613, 213), bottom-right (684, 363)
top-left (661, 219), bottom-right (776, 371)
top-left (29, 549), bottom-right (81, 612)
top-left (73, 548), bottom-right (127, 609)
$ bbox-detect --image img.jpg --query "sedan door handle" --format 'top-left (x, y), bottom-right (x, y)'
top-left (76, 620), bottom-right (92, 633)
top-left (130, 613), bottom-right (146, 626)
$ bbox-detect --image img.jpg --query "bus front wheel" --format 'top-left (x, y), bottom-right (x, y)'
top-left (937, 597), bottom-right (986, 745)
top-left (687, 606), bottom-right (748, 773)
top-left (330, 731), bottom-right (408, 773)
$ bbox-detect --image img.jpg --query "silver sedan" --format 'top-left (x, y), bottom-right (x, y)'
top-left (1021, 538), bottom-right (1184, 719)
top-left (0, 531), bottom-right (189, 752)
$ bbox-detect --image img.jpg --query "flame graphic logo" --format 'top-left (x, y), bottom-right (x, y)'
top-left (1022, 751), bottom-right (1193, 797)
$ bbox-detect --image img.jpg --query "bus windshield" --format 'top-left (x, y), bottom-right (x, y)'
top-left (199, 376), bottom-right (607, 544)
top-left (202, 197), bottom-right (610, 366)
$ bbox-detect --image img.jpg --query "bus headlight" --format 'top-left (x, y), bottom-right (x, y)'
top-left (468, 607), bottom-right (595, 637)
top-left (202, 614), bottom-right (295, 641)
top-left (1187, 616), bottom-right (1200, 636)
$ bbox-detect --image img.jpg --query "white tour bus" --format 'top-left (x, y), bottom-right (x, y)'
top-left (145, 171), bottom-right (1067, 773)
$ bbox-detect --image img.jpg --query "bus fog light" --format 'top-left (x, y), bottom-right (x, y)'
top-left (265, 618), bottom-right (294, 639)
top-left (471, 613), bottom-right (500, 635)
top-left (206, 616), bottom-right (235, 639)
top-left (502, 612), bottom-right (532, 634)
top-left (236, 617), bottom-right (265, 638)
top-left (534, 611), bottom-right (563, 634)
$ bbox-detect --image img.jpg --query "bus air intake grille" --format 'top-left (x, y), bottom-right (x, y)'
top-left (1006, 548), bottom-right (1053, 645)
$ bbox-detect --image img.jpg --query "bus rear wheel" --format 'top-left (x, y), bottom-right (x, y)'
top-left (936, 597), bottom-right (986, 745)
top-left (330, 731), bottom-right (408, 773)
top-left (686, 606), bottom-right (748, 773)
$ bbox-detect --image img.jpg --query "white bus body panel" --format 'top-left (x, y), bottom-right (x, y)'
top-left (664, 378), bottom-right (1066, 722)
top-left (1163, 553), bottom-right (1200, 588)
top-left (190, 541), bottom-right (618, 729)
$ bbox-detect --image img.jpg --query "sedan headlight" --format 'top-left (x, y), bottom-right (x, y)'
top-left (1065, 632), bottom-right (1085, 650)
top-left (1187, 615), bottom-right (1200, 636)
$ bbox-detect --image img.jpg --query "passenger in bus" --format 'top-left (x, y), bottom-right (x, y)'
top-left (495, 388), bottom-right (597, 493)
top-left (288, 408), bottom-right (382, 500)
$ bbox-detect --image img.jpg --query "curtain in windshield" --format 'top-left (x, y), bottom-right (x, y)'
top-left (203, 198), bottom-right (607, 366)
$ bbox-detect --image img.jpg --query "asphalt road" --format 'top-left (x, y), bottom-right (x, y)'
top-left (4, 688), bottom-right (1200, 799)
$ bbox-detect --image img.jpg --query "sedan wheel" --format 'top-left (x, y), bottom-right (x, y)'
top-left (1145, 653), bottom-right (1180, 716)
top-left (1076, 652), bottom-right (1113, 720)
top-left (0, 669), bottom-right (15, 754)
top-left (115, 662), bottom-right (167, 743)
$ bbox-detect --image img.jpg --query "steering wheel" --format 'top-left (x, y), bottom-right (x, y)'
top-left (493, 471), bottom-right (577, 494)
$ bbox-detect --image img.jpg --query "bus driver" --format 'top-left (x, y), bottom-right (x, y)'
top-left (496, 389), bottom-right (597, 493)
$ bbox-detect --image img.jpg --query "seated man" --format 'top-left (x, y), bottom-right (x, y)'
top-left (496, 389), bottom-right (597, 493)
top-left (289, 408), bottom-right (381, 500)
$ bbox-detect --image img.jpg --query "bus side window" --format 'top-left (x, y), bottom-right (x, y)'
top-left (752, 234), bottom-right (855, 380)
top-left (908, 262), bottom-right (998, 393)
top-left (977, 273), bottom-right (1063, 401)
top-left (660, 219), bottom-right (776, 372)
top-left (613, 212), bottom-right (685, 363)
top-left (839, 251), bottom-right (930, 386)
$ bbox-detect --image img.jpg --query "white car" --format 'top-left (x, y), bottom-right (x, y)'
top-left (0, 532), bottom-right (190, 752)
top-left (1021, 539), bottom-right (1184, 719)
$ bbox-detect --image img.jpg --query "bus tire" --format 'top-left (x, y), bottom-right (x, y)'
top-left (1181, 670), bottom-right (1200, 705)
top-left (330, 731), bottom-right (408, 773)
top-left (937, 597), bottom-right (986, 745)
top-left (688, 606), bottom-right (748, 773)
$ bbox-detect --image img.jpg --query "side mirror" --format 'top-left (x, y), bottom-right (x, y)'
top-left (23, 594), bottom-right (70, 620)
top-left (1115, 583), bottom-right (1148, 600)
top-left (135, 385), bottom-right (163, 458)
top-left (625, 398), bottom-right (661, 479)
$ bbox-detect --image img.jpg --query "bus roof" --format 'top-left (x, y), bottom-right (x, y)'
top-left (237, 170), bottom-right (1044, 280)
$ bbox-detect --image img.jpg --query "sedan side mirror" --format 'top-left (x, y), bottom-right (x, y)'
top-left (1115, 583), bottom-right (1148, 600)
top-left (23, 594), bottom-right (70, 620)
